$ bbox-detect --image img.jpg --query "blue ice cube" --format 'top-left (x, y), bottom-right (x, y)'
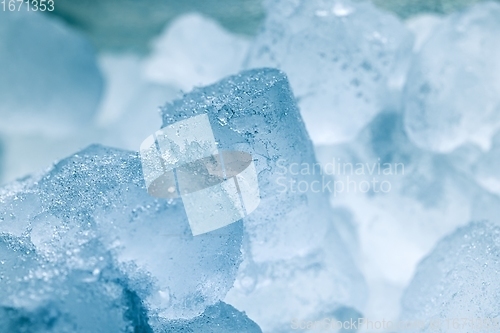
top-left (400, 221), bottom-right (500, 332)
top-left (315, 111), bottom-right (500, 320)
top-left (161, 68), bottom-right (366, 331)
top-left (0, 144), bottom-right (244, 320)
top-left (403, 2), bottom-right (500, 152)
top-left (246, 0), bottom-right (413, 144)
top-left (0, 234), bottom-right (134, 333)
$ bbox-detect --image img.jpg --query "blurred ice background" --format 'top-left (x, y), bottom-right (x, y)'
top-left (1, 0), bottom-right (500, 332)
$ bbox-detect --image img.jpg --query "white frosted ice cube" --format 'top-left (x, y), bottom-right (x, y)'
top-left (403, 2), bottom-right (500, 152)
top-left (246, 0), bottom-right (413, 144)
top-left (143, 13), bottom-right (250, 91)
top-left (401, 221), bottom-right (500, 333)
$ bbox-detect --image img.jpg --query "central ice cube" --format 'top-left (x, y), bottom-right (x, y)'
top-left (161, 68), bottom-right (366, 332)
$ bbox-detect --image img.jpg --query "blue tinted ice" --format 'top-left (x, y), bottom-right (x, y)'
top-left (246, 0), bottom-right (413, 144)
top-left (0, 234), bottom-right (258, 333)
top-left (400, 222), bottom-right (500, 332)
top-left (0, 10), bottom-right (102, 136)
top-left (315, 111), bottom-right (500, 320)
top-left (0, 234), bottom-right (134, 333)
top-left (144, 13), bottom-right (249, 91)
top-left (96, 54), bottom-right (179, 151)
top-left (403, 2), bottom-right (500, 152)
top-left (151, 301), bottom-right (262, 333)
top-left (472, 133), bottom-right (500, 195)
top-left (161, 68), bottom-right (366, 331)
top-left (0, 144), bottom-right (244, 321)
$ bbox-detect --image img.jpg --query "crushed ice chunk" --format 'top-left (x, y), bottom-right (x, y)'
top-left (0, 234), bottom-right (134, 333)
top-left (315, 111), bottom-right (500, 320)
top-left (162, 68), bottom-right (331, 262)
top-left (472, 133), bottom-right (500, 195)
top-left (401, 221), bottom-right (500, 332)
top-left (143, 13), bottom-right (250, 91)
top-left (0, 144), bottom-right (244, 320)
top-left (405, 14), bottom-right (444, 52)
top-left (95, 53), bottom-right (180, 153)
top-left (161, 68), bottom-right (366, 331)
top-left (246, 0), bottom-right (413, 144)
top-left (0, 234), bottom-right (257, 332)
top-left (403, 2), bottom-right (500, 152)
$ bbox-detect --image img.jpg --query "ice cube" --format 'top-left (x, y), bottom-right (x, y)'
top-left (95, 53), bottom-right (180, 151)
top-left (472, 133), bottom-right (500, 195)
top-left (0, 234), bottom-right (134, 333)
top-left (245, 0), bottom-right (413, 144)
top-left (0, 51), bottom-right (175, 185)
top-left (0, 144), bottom-right (244, 320)
top-left (400, 221), bottom-right (500, 332)
top-left (0, 233), bottom-right (254, 332)
top-left (403, 2), bottom-right (500, 152)
top-left (161, 68), bottom-right (366, 331)
top-left (405, 14), bottom-right (444, 52)
top-left (143, 13), bottom-right (250, 91)
top-left (161, 68), bottom-right (332, 261)
top-left (315, 111), bottom-right (500, 321)
top-left (0, 9), bottom-right (103, 137)
top-left (442, 130), bottom-right (500, 200)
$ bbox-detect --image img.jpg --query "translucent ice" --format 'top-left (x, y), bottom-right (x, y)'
top-left (151, 301), bottom-right (262, 333)
top-left (161, 68), bottom-right (366, 331)
top-left (0, 236), bottom-right (255, 333)
top-left (400, 222), bottom-right (500, 332)
top-left (143, 14), bottom-right (250, 91)
top-left (0, 234), bottom-right (134, 333)
top-left (405, 14), bottom-right (444, 52)
top-left (95, 53), bottom-right (179, 151)
top-left (0, 9), bottom-right (103, 182)
top-left (0, 233), bottom-right (259, 333)
top-left (0, 9), bottom-right (103, 136)
top-left (440, 131), bottom-right (500, 200)
top-left (245, 0), bottom-right (413, 144)
top-left (315, 111), bottom-right (500, 320)
top-left (0, 51), bottom-right (175, 184)
top-left (471, 133), bottom-right (500, 195)
top-left (403, 2), bottom-right (500, 152)
top-left (0, 144), bottom-right (243, 320)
